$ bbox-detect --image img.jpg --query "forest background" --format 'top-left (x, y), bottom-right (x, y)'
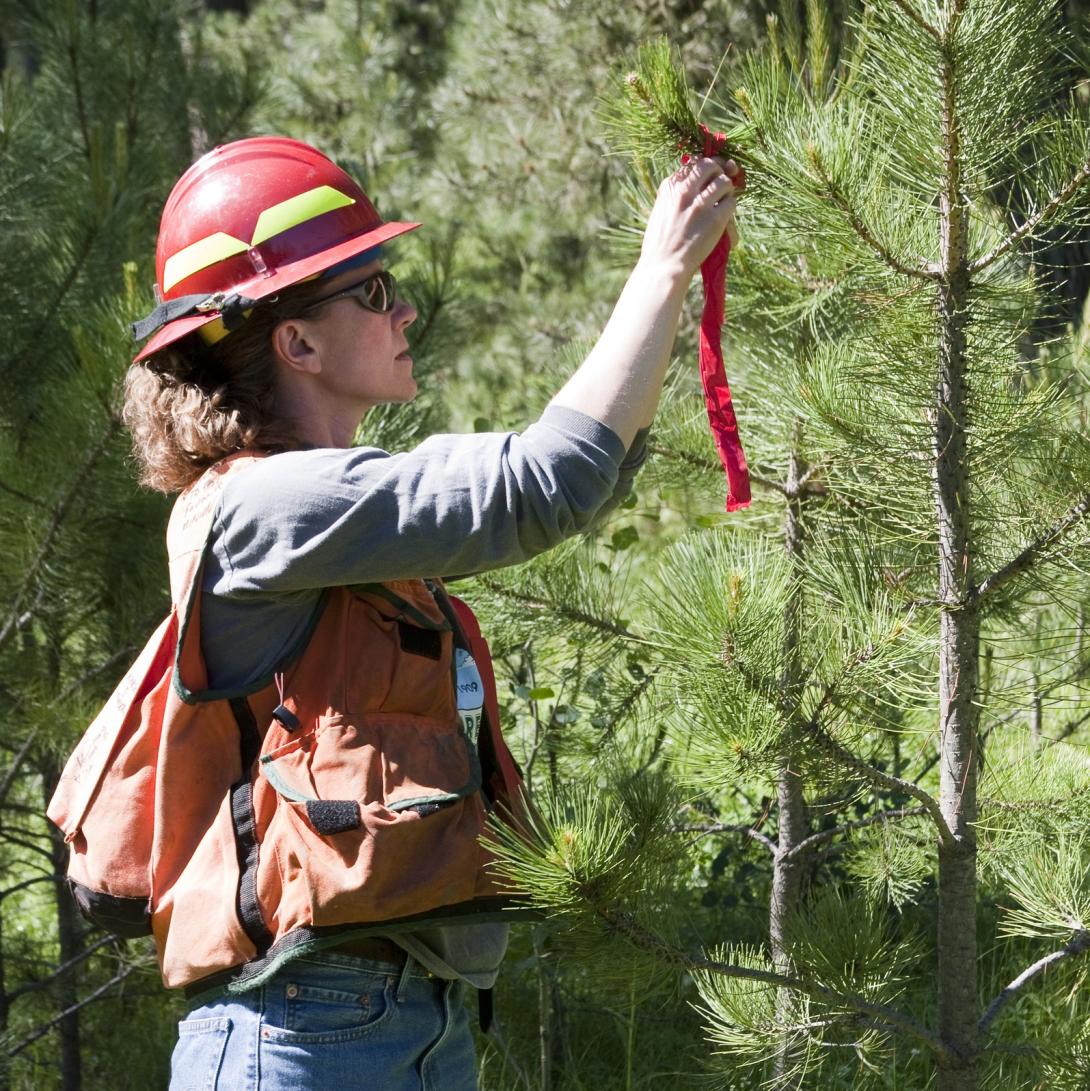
top-left (3, 0), bottom-right (1090, 1089)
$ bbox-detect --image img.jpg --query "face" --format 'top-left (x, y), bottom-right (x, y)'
top-left (275, 260), bottom-right (419, 415)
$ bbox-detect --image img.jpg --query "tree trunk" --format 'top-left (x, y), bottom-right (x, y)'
top-left (532, 928), bottom-right (566, 1091)
top-left (770, 431), bottom-right (811, 1089)
top-left (934, 8), bottom-right (981, 1086)
top-left (42, 764), bottom-right (83, 1091)
top-left (0, 844), bottom-right (9, 1091)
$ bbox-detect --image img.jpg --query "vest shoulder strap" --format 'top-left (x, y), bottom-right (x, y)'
top-left (166, 452), bottom-right (266, 606)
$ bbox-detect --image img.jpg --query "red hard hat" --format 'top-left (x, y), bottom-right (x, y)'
top-left (132, 136), bottom-right (421, 361)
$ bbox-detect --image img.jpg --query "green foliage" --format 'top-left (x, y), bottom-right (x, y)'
top-left (487, 1), bottom-right (1090, 1085)
top-left (487, 766), bottom-right (690, 993)
top-left (6, 0), bottom-right (1090, 1087)
top-left (694, 890), bottom-right (922, 1076)
top-left (844, 817), bottom-right (934, 911)
top-left (606, 38), bottom-right (707, 164)
top-left (998, 830), bottom-right (1090, 940)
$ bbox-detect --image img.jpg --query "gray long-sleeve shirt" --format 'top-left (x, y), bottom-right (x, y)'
top-left (199, 405), bottom-right (647, 985)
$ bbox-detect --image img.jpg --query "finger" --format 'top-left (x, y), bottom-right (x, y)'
top-left (727, 220), bottom-right (739, 248)
top-left (674, 156), bottom-right (724, 192)
top-left (696, 175), bottom-right (735, 206)
top-left (712, 196), bottom-right (738, 236)
top-left (717, 195), bottom-right (738, 222)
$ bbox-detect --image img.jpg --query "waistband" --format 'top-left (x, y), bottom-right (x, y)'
top-left (184, 934), bottom-right (410, 1001)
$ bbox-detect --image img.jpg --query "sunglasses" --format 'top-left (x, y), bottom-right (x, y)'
top-left (300, 270), bottom-right (399, 316)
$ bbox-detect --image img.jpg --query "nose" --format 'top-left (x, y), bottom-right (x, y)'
top-left (394, 297), bottom-right (416, 330)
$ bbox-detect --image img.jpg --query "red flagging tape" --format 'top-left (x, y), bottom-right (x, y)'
top-left (690, 125), bottom-right (750, 512)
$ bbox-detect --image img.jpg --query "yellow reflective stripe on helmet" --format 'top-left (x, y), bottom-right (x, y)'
top-left (162, 232), bottom-right (249, 293)
top-left (249, 186), bottom-right (355, 247)
top-left (161, 186), bottom-right (356, 293)
top-left (196, 311), bottom-right (254, 346)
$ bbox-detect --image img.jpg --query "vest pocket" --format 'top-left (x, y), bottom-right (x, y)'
top-left (260, 713), bottom-right (481, 820)
top-left (256, 714), bottom-right (488, 929)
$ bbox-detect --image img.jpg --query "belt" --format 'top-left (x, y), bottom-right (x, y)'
top-left (184, 935), bottom-right (409, 1000)
top-left (327, 934), bottom-right (406, 966)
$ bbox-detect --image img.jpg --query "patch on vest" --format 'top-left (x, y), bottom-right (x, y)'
top-left (305, 799), bottom-right (362, 836)
top-left (397, 621), bottom-right (443, 660)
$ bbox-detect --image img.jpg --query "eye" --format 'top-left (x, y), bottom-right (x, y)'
top-left (365, 279), bottom-right (386, 308)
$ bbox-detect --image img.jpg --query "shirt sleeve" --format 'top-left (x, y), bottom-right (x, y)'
top-left (206, 406), bottom-right (634, 598)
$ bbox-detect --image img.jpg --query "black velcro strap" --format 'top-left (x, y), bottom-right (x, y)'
top-left (130, 292), bottom-right (259, 342)
top-left (228, 697), bottom-right (275, 954)
top-left (272, 703), bottom-right (301, 732)
top-left (478, 987), bottom-right (494, 1034)
top-left (397, 620), bottom-right (442, 660)
top-left (306, 799), bottom-right (362, 836)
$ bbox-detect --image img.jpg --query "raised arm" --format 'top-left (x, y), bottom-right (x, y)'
top-left (549, 156), bottom-right (740, 449)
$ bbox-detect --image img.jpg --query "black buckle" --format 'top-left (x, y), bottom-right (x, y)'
top-left (130, 291), bottom-right (259, 343)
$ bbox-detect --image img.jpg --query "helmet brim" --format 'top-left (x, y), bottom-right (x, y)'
top-left (133, 219), bottom-right (422, 363)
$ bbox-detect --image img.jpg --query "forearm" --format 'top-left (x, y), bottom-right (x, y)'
top-left (548, 258), bottom-right (689, 449)
top-left (548, 155), bottom-right (738, 449)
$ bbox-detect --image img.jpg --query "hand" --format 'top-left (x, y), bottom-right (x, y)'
top-left (639, 157), bottom-right (740, 281)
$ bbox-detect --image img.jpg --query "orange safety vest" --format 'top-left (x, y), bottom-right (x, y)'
top-left (47, 453), bottom-right (527, 994)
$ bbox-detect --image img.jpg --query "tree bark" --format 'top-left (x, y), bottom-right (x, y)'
top-left (532, 928), bottom-right (566, 1091)
top-left (934, 8), bottom-right (981, 1086)
top-left (0, 842), bottom-right (9, 1091)
top-left (770, 430), bottom-right (811, 1089)
top-left (42, 764), bottom-right (83, 1091)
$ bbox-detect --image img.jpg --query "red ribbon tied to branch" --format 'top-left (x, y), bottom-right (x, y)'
top-left (683, 124), bottom-right (750, 512)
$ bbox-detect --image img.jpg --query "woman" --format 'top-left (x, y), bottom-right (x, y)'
top-left (74, 135), bottom-right (738, 1090)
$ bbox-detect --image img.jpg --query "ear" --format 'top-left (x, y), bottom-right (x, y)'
top-left (271, 318), bottom-right (322, 376)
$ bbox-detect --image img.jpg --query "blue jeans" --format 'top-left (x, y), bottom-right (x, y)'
top-left (168, 952), bottom-right (477, 1090)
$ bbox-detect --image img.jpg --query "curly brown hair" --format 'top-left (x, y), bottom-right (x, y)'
top-left (122, 279), bottom-right (332, 493)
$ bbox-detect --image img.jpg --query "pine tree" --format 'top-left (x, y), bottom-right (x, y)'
top-left (489, 6), bottom-right (1090, 1089)
top-left (0, 0), bottom-right (260, 1085)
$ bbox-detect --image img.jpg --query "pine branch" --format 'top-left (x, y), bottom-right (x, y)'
top-left (66, 37), bottom-right (92, 161)
top-left (648, 444), bottom-right (791, 495)
top-left (971, 490), bottom-right (1090, 605)
top-left (6, 965), bottom-right (135, 1058)
top-left (783, 805), bottom-right (928, 860)
top-left (474, 576), bottom-right (637, 641)
top-left (0, 478), bottom-right (45, 507)
top-left (808, 152), bottom-right (939, 281)
top-left (889, 0), bottom-right (942, 43)
top-left (51, 644), bottom-right (139, 707)
top-left (978, 930), bottom-right (1090, 1034)
top-left (0, 221), bottom-right (100, 381)
top-left (0, 421), bottom-right (120, 656)
top-left (1, 833), bottom-right (57, 863)
top-left (807, 637), bottom-right (885, 724)
top-left (946, 0), bottom-right (968, 34)
top-left (7, 935), bottom-right (117, 1002)
top-left (968, 162), bottom-right (1090, 276)
top-left (590, 903), bottom-right (955, 1062)
top-left (609, 669), bottom-right (659, 740)
top-left (0, 874), bottom-right (62, 903)
top-left (1051, 706), bottom-right (1090, 745)
top-left (671, 821), bottom-right (777, 854)
top-left (0, 728), bottom-right (41, 812)
top-left (722, 639), bottom-right (952, 843)
top-left (623, 72), bottom-right (704, 158)
top-left (0, 641), bottom-right (140, 811)
top-left (978, 786), bottom-right (1090, 814)
top-left (987, 1042), bottom-right (1039, 1060)
top-left (802, 718), bottom-right (955, 846)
